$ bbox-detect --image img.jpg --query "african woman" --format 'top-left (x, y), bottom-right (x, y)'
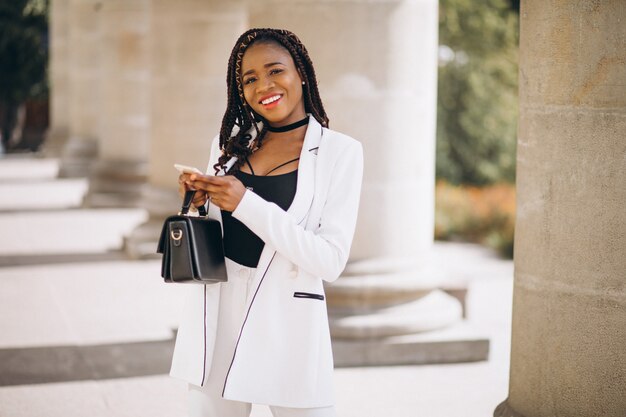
top-left (173, 28), bottom-right (363, 417)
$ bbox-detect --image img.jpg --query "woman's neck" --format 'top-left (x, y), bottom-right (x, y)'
top-left (266, 115), bottom-right (309, 133)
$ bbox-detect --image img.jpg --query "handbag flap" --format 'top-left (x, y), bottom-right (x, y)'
top-left (157, 214), bottom-right (227, 283)
top-left (168, 220), bottom-right (195, 281)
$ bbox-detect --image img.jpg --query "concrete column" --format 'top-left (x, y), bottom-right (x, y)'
top-left (249, 0), bottom-right (484, 367)
top-left (495, 2), bottom-right (626, 416)
top-left (84, 0), bottom-right (151, 207)
top-left (59, 0), bottom-right (102, 177)
top-left (125, 0), bottom-right (247, 257)
top-left (44, 0), bottom-right (70, 156)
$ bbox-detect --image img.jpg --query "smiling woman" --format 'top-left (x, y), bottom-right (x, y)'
top-left (171, 28), bottom-right (364, 417)
top-left (241, 42), bottom-right (306, 127)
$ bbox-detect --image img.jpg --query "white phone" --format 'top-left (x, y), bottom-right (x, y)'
top-left (174, 163), bottom-right (203, 175)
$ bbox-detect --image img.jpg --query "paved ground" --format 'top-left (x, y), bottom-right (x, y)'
top-left (0, 156), bottom-right (514, 417)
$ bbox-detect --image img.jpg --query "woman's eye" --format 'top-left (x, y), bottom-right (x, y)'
top-left (270, 68), bottom-right (283, 75)
top-left (244, 77), bottom-right (256, 85)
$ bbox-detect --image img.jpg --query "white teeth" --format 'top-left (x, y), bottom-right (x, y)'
top-left (261, 95), bottom-right (281, 105)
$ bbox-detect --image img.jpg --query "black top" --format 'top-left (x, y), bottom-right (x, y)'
top-left (220, 156), bottom-right (299, 268)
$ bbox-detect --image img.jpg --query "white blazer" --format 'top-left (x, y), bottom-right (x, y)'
top-left (169, 115), bottom-right (364, 408)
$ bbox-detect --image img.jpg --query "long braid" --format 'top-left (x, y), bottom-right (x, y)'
top-left (213, 28), bottom-right (329, 174)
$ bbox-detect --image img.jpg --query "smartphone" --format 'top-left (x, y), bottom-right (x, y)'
top-left (174, 163), bottom-right (203, 175)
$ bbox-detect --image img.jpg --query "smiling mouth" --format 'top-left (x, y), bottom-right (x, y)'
top-left (260, 94), bottom-right (283, 105)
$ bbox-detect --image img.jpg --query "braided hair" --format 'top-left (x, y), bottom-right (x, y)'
top-left (213, 28), bottom-right (329, 174)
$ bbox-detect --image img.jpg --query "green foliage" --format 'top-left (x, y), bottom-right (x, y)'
top-left (437, 0), bottom-right (519, 185)
top-left (435, 181), bottom-right (516, 258)
top-left (0, 0), bottom-right (48, 150)
top-left (0, 0), bottom-right (48, 102)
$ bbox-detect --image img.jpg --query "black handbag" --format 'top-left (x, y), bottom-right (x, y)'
top-left (156, 190), bottom-right (227, 284)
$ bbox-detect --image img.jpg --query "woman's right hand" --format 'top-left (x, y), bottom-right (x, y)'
top-left (178, 173), bottom-right (208, 208)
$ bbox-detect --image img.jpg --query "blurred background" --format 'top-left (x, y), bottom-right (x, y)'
top-left (1, 1), bottom-right (623, 417)
top-left (0, 0), bottom-right (519, 259)
top-left (1, 0), bottom-right (518, 416)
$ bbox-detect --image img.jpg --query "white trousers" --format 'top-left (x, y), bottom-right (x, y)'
top-left (187, 258), bottom-right (336, 417)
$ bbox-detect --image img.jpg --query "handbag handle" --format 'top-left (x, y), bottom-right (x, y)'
top-left (180, 190), bottom-right (208, 216)
top-left (179, 155), bottom-right (238, 217)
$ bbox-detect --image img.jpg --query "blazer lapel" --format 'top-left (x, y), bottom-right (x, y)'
top-left (208, 115), bottom-right (322, 307)
top-left (245, 114), bottom-right (322, 304)
top-left (212, 114), bottom-right (321, 226)
top-left (286, 114), bottom-right (321, 224)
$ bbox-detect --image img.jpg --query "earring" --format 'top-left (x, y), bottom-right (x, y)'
top-left (302, 81), bottom-right (306, 85)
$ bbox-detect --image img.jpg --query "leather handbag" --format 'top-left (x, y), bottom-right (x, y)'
top-left (156, 190), bottom-right (227, 284)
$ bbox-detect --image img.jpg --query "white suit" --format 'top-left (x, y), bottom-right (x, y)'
top-left (169, 115), bottom-right (364, 408)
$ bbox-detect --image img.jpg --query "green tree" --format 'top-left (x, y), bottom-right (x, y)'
top-left (437, 0), bottom-right (519, 185)
top-left (0, 0), bottom-right (49, 152)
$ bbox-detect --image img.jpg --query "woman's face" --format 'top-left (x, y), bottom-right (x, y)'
top-left (240, 41), bottom-right (306, 127)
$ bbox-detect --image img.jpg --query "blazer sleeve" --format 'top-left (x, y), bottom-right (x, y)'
top-left (231, 139), bottom-right (364, 283)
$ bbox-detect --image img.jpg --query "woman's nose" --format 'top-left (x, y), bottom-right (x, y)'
top-left (256, 76), bottom-right (275, 92)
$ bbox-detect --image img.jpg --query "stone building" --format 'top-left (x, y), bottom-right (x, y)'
top-left (47, 1), bottom-right (625, 415)
top-left (48, 0), bottom-right (486, 367)
top-left (494, 1), bottom-right (626, 416)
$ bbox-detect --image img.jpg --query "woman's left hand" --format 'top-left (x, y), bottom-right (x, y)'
top-left (186, 174), bottom-right (247, 212)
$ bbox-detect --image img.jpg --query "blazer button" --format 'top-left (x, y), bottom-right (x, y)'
top-left (289, 267), bottom-right (298, 279)
top-left (239, 268), bottom-right (249, 279)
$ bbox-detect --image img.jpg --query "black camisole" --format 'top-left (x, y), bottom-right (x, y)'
top-left (220, 156), bottom-right (299, 268)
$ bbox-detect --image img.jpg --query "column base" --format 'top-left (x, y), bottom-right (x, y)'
top-left (326, 255), bottom-right (483, 366)
top-left (326, 257), bottom-right (469, 338)
top-left (494, 398), bottom-right (526, 417)
top-left (84, 159), bottom-right (148, 208)
top-left (328, 289), bottom-right (463, 338)
top-left (332, 321), bottom-right (489, 367)
top-left (329, 258), bottom-right (469, 317)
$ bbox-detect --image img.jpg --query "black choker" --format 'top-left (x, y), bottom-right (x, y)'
top-left (266, 116), bottom-right (309, 133)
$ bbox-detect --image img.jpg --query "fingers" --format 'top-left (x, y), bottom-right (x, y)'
top-left (178, 174), bottom-right (193, 193)
top-left (188, 178), bottom-right (227, 194)
top-left (179, 174), bottom-right (242, 211)
top-left (178, 177), bottom-right (190, 199)
top-left (178, 173), bottom-right (193, 184)
top-left (188, 174), bottom-right (232, 184)
top-left (192, 191), bottom-right (208, 207)
top-left (178, 174), bottom-right (217, 204)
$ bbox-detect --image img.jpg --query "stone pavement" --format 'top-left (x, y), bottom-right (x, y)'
top-left (0, 156), bottom-right (513, 417)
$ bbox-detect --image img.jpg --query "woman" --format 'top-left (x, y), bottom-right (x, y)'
top-left (173, 28), bottom-right (363, 417)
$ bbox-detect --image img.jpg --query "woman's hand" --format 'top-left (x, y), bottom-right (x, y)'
top-left (187, 174), bottom-right (247, 212)
top-left (178, 173), bottom-right (209, 208)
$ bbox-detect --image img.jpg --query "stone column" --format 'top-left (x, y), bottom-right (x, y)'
top-left (59, 0), bottom-right (102, 177)
top-left (44, 0), bottom-right (70, 156)
top-left (84, 0), bottom-right (151, 207)
top-left (495, 2), bottom-right (626, 416)
top-left (125, 0), bottom-right (247, 258)
top-left (249, 0), bottom-right (484, 366)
